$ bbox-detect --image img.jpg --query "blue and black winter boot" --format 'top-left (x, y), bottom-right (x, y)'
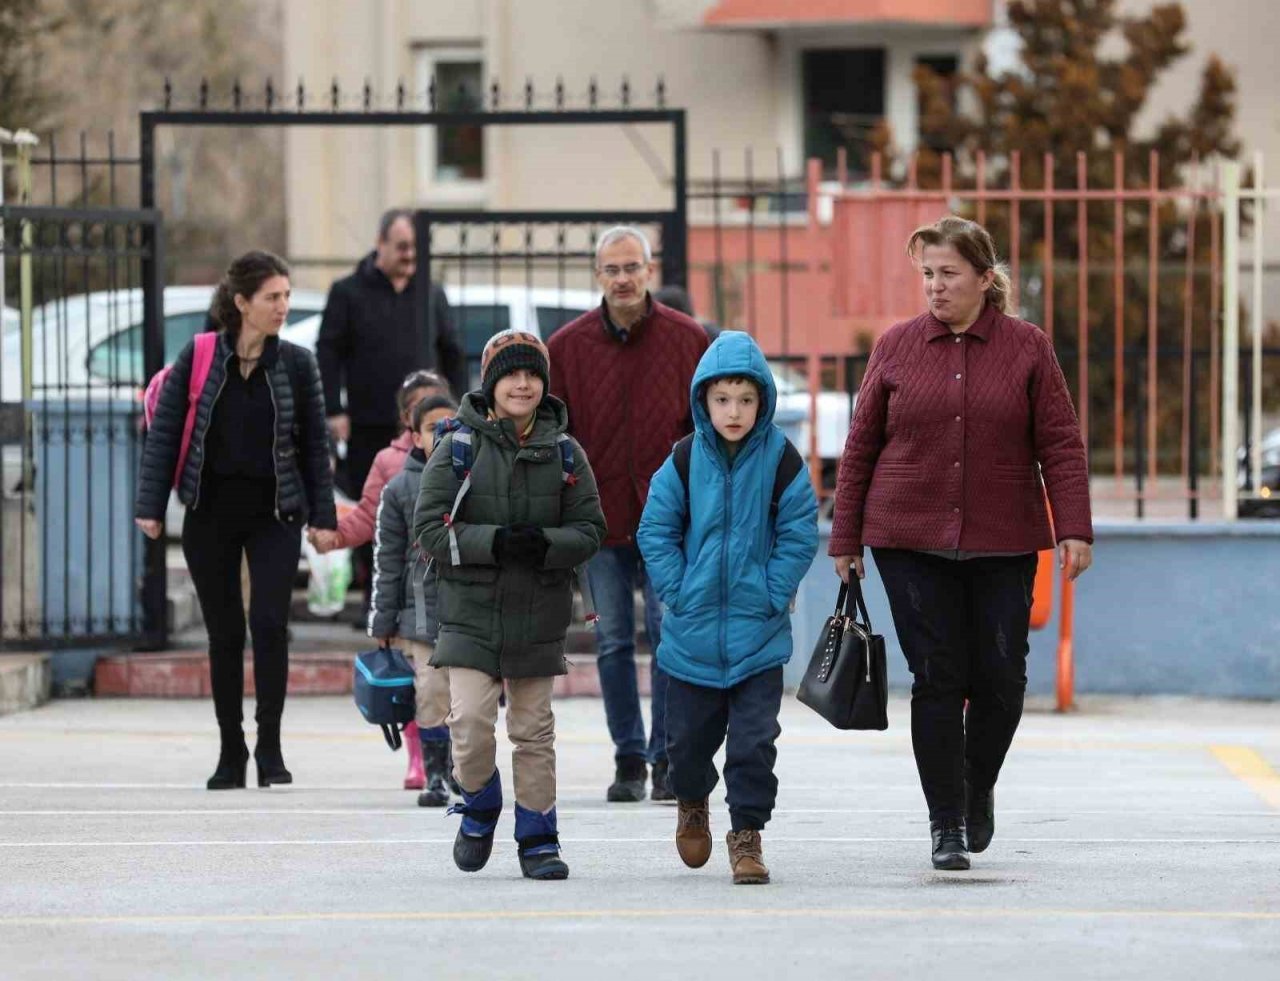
top-left (448, 770), bottom-right (502, 872)
top-left (514, 804), bottom-right (569, 880)
top-left (417, 726), bottom-right (451, 808)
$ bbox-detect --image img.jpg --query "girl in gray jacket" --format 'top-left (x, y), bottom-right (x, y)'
top-left (370, 394), bottom-right (459, 806)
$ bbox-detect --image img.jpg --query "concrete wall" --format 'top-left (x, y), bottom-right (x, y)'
top-left (789, 522), bottom-right (1280, 698)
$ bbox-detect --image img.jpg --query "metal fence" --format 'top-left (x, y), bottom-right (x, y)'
top-left (0, 203), bottom-right (162, 648)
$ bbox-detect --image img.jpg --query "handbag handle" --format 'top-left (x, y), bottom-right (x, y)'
top-left (833, 572), bottom-right (874, 632)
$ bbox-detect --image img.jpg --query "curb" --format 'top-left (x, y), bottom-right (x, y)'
top-left (93, 651), bottom-right (649, 699)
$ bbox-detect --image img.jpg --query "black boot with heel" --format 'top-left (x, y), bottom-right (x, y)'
top-left (254, 723), bottom-right (293, 787)
top-left (207, 731), bottom-right (249, 791)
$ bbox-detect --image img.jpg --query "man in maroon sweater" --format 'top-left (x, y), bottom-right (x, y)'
top-left (548, 226), bottom-right (709, 802)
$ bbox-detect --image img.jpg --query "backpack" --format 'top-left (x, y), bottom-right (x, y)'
top-left (352, 646), bottom-right (417, 750)
top-left (429, 416), bottom-right (598, 622)
top-left (670, 432), bottom-right (805, 523)
top-left (142, 331), bottom-right (217, 489)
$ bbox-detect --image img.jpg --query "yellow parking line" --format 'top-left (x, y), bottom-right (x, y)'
top-left (1211, 746), bottom-right (1280, 811)
top-left (1, 907), bottom-right (1279, 928)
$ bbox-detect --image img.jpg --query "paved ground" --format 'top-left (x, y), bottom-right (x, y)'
top-left (1, 693), bottom-right (1278, 980)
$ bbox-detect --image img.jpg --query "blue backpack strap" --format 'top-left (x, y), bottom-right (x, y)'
top-left (436, 420), bottom-right (474, 566)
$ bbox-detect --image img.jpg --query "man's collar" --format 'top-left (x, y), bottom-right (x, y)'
top-left (600, 293), bottom-right (653, 342)
top-left (925, 301), bottom-right (998, 342)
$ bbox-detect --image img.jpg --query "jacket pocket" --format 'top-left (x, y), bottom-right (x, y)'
top-left (532, 569), bottom-right (574, 643)
top-left (437, 565), bottom-right (499, 637)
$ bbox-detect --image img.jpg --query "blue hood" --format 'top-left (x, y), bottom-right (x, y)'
top-left (690, 330), bottom-right (777, 446)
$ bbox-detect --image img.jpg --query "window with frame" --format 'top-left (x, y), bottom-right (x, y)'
top-left (415, 47), bottom-right (486, 193)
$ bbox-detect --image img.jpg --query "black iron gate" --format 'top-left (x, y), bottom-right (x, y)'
top-left (0, 204), bottom-right (163, 649)
top-left (133, 80), bottom-right (688, 647)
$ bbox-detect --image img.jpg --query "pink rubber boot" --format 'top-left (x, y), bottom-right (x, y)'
top-left (403, 722), bottom-right (426, 790)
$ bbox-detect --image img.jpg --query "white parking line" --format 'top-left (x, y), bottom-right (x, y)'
top-left (1, 837), bottom-right (1278, 848)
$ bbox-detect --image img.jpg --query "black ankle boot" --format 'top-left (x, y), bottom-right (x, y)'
top-left (965, 781), bottom-right (995, 853)
top-left (930, 817), bottom-right (971, 870)
top-left (254, 724), bottom-right (292, 788)
top-left (207, 736), bottom-right (249, 791)
top-left (418, 740), bottom-right (450, 808)
top-left (607, 755), bottom-right (647, 802)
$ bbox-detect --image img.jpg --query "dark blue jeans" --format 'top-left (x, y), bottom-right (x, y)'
top-left (665, 666), bottom-right (784, 832)
top-left (586, 544), bottom-right (668, 763)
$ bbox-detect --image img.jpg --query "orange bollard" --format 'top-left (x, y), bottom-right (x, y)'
top-left (1056, 568), bottom-right (1076, 712)
top-left (1029, 549), bottom-right (1055, 629)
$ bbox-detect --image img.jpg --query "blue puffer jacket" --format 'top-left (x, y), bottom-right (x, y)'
top-left (637, 331), bottom-right (819, 689)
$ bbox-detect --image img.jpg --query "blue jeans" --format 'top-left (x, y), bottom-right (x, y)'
top-left (586, 544), bottom-right (668, 764)
top-left (665, 666), bottom-right (784, 832)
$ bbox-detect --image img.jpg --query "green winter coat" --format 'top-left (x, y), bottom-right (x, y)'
top-left (414, 392), bottom-right (606, 679)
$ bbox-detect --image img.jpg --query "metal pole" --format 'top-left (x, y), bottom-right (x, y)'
top-left (668, 109), bottom-right (688, 287)
top-left (1249, 151), bottom-right (1264, 499)
top-left (138, 114), bottom-right (168, 648)
top-left (1219, 162), bottom-right (1240, 520)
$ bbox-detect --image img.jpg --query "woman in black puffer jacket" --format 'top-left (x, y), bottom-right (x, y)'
top-left (135, 251), bottom-right (336, 790)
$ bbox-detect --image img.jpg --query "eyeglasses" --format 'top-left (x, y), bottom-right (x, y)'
top-left (597, 262), bottom-right (646, 279)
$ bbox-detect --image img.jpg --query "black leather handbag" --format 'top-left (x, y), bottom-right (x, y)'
top-left (796, 576), bottom-right (888, 731)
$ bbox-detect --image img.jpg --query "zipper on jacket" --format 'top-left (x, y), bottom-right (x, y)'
top-left (719, 463), bottom-right (733, 684)
top-left (266, 365), bottom-right (282, 521)
top-left (190, 352), bottom-right (233, 511)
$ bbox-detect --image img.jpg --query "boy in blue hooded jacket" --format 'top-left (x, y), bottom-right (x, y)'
top-left (637, 330), bottom-right (819, 884)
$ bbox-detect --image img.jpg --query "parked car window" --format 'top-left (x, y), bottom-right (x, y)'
top-left (455, 304), bottom-right (511, 358)
top-left (535, 305), bottom-right (589, 340)
top-left (87, 308), bottom-right (314, 385)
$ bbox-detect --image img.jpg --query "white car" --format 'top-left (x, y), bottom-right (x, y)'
top-left (282, 283), bottom-right (598, 390)
top-left (0, 285), bottom-right (328, 402)
top-left (284, 287), bottom-right (852, 465)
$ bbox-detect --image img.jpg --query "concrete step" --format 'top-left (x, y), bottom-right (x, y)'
top-left (94, 650), bottom-right (650, 699)
top-left (0, 653), bottom-right (52, 716)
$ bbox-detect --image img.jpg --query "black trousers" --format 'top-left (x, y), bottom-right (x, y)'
top-left (666, 666), bottom-right (784, 832)
top-left (872, 548), bottom-right (1037, 822)
top-left (182, 482), bottom-right (303, 737)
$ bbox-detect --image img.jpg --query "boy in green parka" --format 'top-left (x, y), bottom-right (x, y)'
top-left (414, 329), bottom-right (606, 880)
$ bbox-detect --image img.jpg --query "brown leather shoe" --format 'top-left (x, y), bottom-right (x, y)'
top-left (675, 798), bottom-right (712, 868)
top-left (726, 830), bottom-right (770, 884)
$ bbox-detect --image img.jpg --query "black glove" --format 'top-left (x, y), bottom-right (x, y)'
top-left (492, 523), bottom-right (549, 568)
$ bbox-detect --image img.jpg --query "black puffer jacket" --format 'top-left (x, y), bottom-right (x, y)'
top-left (135, 333), bottom-right (337, 528)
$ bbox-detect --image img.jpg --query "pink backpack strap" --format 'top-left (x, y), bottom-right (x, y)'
top-left (172, 332), bottom-right (219, 489)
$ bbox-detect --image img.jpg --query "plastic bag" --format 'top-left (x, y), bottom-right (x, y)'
top-left (302, 489), bottom-right (357, 618)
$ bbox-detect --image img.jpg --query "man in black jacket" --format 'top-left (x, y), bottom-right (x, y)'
top-left (317, 208), bottom-right (467, 496)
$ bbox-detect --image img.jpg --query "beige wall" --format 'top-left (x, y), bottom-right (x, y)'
top-left (282, 0), bottom-right (979, 287)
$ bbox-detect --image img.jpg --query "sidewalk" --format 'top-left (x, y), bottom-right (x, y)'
top-left (1, 694), bottom-right (1277, 979)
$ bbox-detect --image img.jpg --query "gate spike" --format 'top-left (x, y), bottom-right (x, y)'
top-left (199, 77), bottom-right (209, 110)
top-left (621, 76), bottom-right (631, 108)
top-left (233, 78), bottom-right (242, 110)
top-left (265, 77), bottom-right (275, 111)
top-left (589, 76), bottom-right (598, 109)
top-left (163, 77), bottom-right (172, 111)
top-left (363, 78), bottom-right (372, 111)
top-left (524, 77), bottom-right (533, 111)
top-left (490, 77), bottom-right (500, 111)
top-left (297, 77), bottom-right (305, 110)
top-left (331, 77), bottom-right (340, 111)
top-left (555, 76), bottom-right (564, 110)
top-left (656, 76), bottom-right (665, 109)
top-left (396, 78), bottom-right (405, 110)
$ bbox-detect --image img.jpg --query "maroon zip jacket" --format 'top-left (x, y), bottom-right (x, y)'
top-left (549, 298), bottom-right (709, 548)
top-left (829, 303), bottom-right (1093, 556)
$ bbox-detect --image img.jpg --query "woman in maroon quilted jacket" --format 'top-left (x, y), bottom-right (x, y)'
top-left (830, 216), bottom-right (1093, 872)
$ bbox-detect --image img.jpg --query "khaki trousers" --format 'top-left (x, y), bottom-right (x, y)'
top-left (447, 668), bottom-right (556, 813)
top-left (402, 639), bottom-right (450, 730)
